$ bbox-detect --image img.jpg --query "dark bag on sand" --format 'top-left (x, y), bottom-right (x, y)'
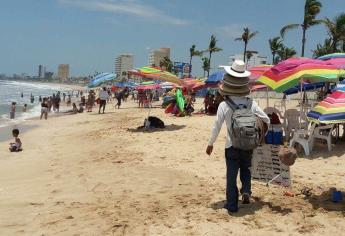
top-left (278, 146), bottom-right (297, 166)
top-left (145, 116), bottom-right (165, 129)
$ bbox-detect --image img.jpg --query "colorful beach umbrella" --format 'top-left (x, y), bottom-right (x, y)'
top-left (182, 78), bottom-right (205, 91)
top-left (307, 89), bottom-right (345, 124)
top-left (133, 66), bottom-right (182, 85)
top-left (317, 53), bottom-right (345, 61)
top-left (258, 58), bottom-right (342, 93)
top-left (88, 73), bottom-right (116, 88)
top-left (135, 81), bottom-right (160, 90)
top-left (248, 64), bottom-right (273, 82)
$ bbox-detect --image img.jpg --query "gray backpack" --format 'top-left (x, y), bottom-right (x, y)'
top-left (225, 98), bottom-right (260, 151)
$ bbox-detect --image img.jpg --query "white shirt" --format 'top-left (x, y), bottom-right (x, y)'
top-left (208, 97), bottom-right (270, 148)
top-left (99, 90), bottom-right (109, 100)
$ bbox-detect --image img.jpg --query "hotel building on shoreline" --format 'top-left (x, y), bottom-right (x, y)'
top-left (115, 54), bottom-right (134, 81)
top-left (148, 48), bottom-right (170, 67)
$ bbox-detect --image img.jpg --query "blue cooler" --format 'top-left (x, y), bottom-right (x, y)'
top-left (265, 126), bottom-right (283, 145)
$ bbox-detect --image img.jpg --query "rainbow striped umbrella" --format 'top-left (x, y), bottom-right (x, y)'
top-left (307, 88), bottom-right (345, 124)
top-left (258, 58), bottom-right (342, 93)
top-left (248, 64), bottom-right (273, 82)
top-left (318, 53), bottom-right (345, 60)
top-left (134, 66), bottom-right (182, 85)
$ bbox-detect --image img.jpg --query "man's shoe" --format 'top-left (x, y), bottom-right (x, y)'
top-left (242, 193), bottom-right (250, 204)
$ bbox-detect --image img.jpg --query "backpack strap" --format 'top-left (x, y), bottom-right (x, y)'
top-left (225, 97), bottom-right (239, 111)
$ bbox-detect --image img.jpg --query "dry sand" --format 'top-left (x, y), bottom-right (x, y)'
top-left (0, 98), bottom-right (345, 236)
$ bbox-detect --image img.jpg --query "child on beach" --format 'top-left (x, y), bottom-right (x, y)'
top-left (9, 129), bottom-right (22, 152)
top-left (22, 104), bottom-right (27, 112)
top-left (10, 102), bottom-right (16, 119)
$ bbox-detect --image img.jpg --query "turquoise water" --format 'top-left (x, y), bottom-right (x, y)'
top-left (0, 80), bottom-right (73, 127)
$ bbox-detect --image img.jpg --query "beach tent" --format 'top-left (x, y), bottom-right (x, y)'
top-left (88, 73), bottom-right (116, 88)
top-left (317, 53), bottom-right (345, 61)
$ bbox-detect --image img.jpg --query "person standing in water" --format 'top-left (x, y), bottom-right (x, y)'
top-left (40, 98), bottom-right (48, 120)
top-left (10, 102), bottom-right (16, 119)
top-left (21, 92), bottom-right (23, 98)
top-left (30, 94), bottom-right (34, 103)
top-left (22, 104), bottom-right (27, 112)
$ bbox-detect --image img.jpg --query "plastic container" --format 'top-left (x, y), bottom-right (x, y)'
top-left (332, 191), bottom-right (343, 202)
top-left (265, 131), bottom-right (283, 145)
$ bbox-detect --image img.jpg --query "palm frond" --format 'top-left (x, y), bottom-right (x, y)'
top-left (280, 24), bottom-right (300, 38)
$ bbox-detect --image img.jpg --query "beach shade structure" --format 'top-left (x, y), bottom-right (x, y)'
top-left (135, 81), bottom-right (160, 90)
top-left (160, 82), bottom-right (180, 89)
top-left (182, 78), bottom-right (205, 91)
top-left (317, 53), bottom-right (345, 61)
top-left (133, 66), bottom-right (182, 85)
top-left (205, 71), bottom-right (224, 84)
top-left (88, 73), bottom-right (116, 88)
top-left (115, 81), bottom-right (137, 88)
top-left (258, 57), bottom-right (343, 93)
top-left (283, 82), bottom-right (325, 95)
top-left (248, 64), bottom-right (273, 82)
top-left (307, 88), bottom-right (345, 124)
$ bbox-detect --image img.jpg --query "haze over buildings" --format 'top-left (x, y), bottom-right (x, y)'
top-left (149, 48), bottom-right (170, 67)
top-left (58, 64), bottom-right (70, 81)
top-left (115, 54), bottom-right (134, 81)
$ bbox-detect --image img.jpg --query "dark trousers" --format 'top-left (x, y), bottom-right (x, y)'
top-left (99, 100), bottom-right (106, 113)
top-left (225, 147), bottom-right (253, 211)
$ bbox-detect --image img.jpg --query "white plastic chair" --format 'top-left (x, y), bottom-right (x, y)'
top-left (289, 123), bottom-right (335, 155)
top-left (283, 109), bottom-right (301, 140)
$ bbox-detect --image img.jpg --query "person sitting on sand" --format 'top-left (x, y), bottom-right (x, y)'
top-left (64, 103), bottom-right (78, 114)
top-left (9, 129), bottom-right (22, 152)
top-left (40, 97), bottom-right (48, 120)
top-left (78, 103), bottom-right (84, 113)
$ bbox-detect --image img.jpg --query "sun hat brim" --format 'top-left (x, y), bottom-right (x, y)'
top-left (220, 66), bottom-right (251, 78)
top-left (218, 83), bottom-right (250, 97)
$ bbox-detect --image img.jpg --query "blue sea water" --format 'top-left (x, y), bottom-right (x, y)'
top-left (0, 80), bottom-right (73, 127)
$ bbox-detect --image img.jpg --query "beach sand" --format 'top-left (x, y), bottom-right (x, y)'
top-left (0, 98), bottom-right (345, 235)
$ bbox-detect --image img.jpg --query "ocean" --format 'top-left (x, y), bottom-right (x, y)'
top-left (0, 80), bottom-right (74, 127)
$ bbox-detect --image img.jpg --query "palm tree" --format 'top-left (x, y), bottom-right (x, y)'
top-left (277, 45), bottom-right (297, 62)
top-left (280, 0), bottom-right (322, 57)
top-left (189, 45), bottom-right (203, 77)
top-left (207, 35), bottom-right (222, 77)
top-left (201, 57), bottom-right (210, 77)
top-left (269, 37), bottom-right (283, 64)
top-left (322, 13), bottom-right (345, 52)
top-left (312, 38), bottom-right (334, 58)
top-left (235, 27), bottom-right (258, 62)
top-left (159, 57), bottom-right (173, 72)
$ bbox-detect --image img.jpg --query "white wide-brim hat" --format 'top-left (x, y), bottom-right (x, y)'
top-left (220, 59), bottom-right (251, 78)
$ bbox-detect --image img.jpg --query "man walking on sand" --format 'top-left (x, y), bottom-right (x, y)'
top-left (206, 60), bottom-right (270, 213)
top-left (98, 87), bottom-right (109, 114)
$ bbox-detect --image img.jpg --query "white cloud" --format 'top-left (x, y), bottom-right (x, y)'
top-left (216, 24), bottom-right (244, 39)
top-left (58, 0), bottom-right (190, 26)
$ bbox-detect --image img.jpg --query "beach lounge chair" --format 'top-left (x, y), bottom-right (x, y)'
top-left (289, 123), bottom-right (335, 155)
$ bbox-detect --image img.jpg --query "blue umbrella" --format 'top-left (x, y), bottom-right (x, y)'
top-left (205, 71), bottom-right (224, 84)
top-left (88, 73), bottom-right (116, 88)
top-left (284, 82), bottom-right (325, 95)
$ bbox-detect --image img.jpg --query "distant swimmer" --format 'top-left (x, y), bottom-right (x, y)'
top-left (39, 96), bottom-right (42, 102)
top-left (21, 92), bottom-right (23, 98)
top-left (30, 94), bottom-right (34, 103)
top-left (22, 104), bottom-right (27, 112)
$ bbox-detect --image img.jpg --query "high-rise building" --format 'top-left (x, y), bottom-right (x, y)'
top-left (148, 48), bottom-right (170, 67)
top-left (58, 64), bottom-right (70, 81)
top-left (38, 65), bottom-right (45, 78)
top-left (115, 54), bottom-right (134, 81)
top-left (229, 52), bottom-right (268, 68)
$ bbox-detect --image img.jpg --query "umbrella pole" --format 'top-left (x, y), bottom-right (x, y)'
top-left (266, 87), bottom-right (269, 108)
top-left (299, 79), bottom-right (303, 129)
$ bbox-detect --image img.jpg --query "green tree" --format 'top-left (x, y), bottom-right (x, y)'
top-left (235, 27), bottom-right (258, 62)
top-left (277, 45), bottom-right (297, 62)
top-left (159, 56), bottom-right (173, 72)
top-left (269, 37), bottom-right (283, 64)
top-left (322, 13), bottom-right (345, 52)
top-left (312, 38), bottom-right (334, 58)
top-left (201, 57), bottom-right (210, 77)
top-left (280, 0), bottom-right (322, 57)
top-left (189, 45), bottom-right (203, 77)
top-left (207, 35), bottom-right (222, 77)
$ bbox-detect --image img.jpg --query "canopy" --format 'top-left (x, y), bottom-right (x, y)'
top-left (307, 88), bottom-right (345, 124)
top-left (205, 71), bottom-right (224, 84)
top-left (88, 73), bottom-right (116, 88)
top-left (258, 57), bottom-right (342, 92)
top-left (136, 81), bottom-right (160, 90)
top-left (284, 82), bottom-right (325, 95)
top-left (182, 78), bottom-right (205, 91)
top-left (115, 81), bottom-right (138, 88)
top-left (248, 65), bottom-right (273, 82)
top-left (131, 66), bottom-right (182, 85)
top-left (317, 53), bottom-right (345, 60)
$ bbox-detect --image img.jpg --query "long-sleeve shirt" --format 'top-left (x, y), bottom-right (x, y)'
top-left (208, 97), bottom-right (270, 148)
top-left (99, 90), bottom-right (109, 100)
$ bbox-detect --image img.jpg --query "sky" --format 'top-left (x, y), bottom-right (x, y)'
top-left (0, 0), bottom-right (344, 77)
